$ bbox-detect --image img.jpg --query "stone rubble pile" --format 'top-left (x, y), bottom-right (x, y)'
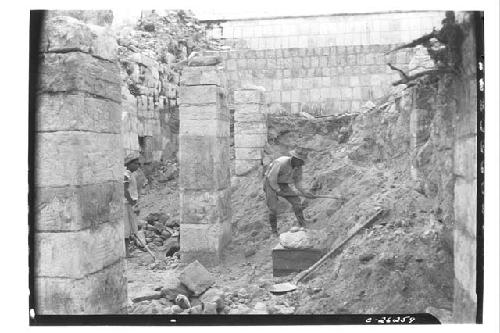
top-left (138, 212), bottom-right (180, 251)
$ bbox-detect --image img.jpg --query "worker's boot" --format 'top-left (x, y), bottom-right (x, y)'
top-left (269, 214), bottom-right (278, 236)
top-left (294, 209), bottom-right (308, 227)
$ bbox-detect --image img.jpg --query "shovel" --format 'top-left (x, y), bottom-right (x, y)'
top-left (131, 233), bottom-right (157, 262)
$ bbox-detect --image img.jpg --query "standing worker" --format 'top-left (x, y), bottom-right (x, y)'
top-left (263, 148), bottom-right (314, 236)
top-left (123, 152), bottom-right (141, 258)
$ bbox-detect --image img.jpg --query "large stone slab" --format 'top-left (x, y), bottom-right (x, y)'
top-left (235, 147), bottom-right (263, 160)
top-left (272, 244), bottom-right (324, 277)
top-left (35, 132), bottom-right (123, 187)
top-left (235, 159), bottom-right (262, 176)
top-left (35, 259), bottom-right (127, 314)
top-left (39, 52), bottom-right (121, 103)
top-left (41, 16), bottom-right (117, 61)
top-left (35, 181), bottom-right (122, 232)
top-left (234, 134), bottom-right (267, 148)
top-left (37, 93), bottom-right (121, 133)
top-left (180, 224), bottom-right (228, 267)
top-left (234, 122), bottom-right (267, 135)
top-left (454, 137), bottom-right (477, 180)
top-left (179, 85), bottom-right (225, 105)
top-left (179, 119), bottom-right (230, 137)
top-left (180, 66), bottom-right (227, 87)
top-left (454, 178), bottom-right (477, 238)
top-left (234, 90), bottom-right (265, 104)
top-left (178, 260), bottom-right (215, 296)
top-left (453, 230), bottom-right (477, 305)
top-left (35, 221), bottom-right (124, 279)
top-left (234, 112), bottom-right (267, 122)
top-left (180, 189), bottom-right (231, 225)
top-left (179, 104), bottom-right (229, 121)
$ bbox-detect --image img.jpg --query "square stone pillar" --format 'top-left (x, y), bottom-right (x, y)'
top-left (178, 66), bottom-right (231, 267)
top-left (233, 88), bottom-right (267, 176)
top-left (34, 13), bottom-right (127, 314)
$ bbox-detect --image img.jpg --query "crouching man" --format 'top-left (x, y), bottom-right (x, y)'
top-left (123, 152), bottom-right (141, 258)
top-left (263, 148), bottom-right (314, 236)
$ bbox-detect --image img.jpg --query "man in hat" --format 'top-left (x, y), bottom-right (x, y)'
top-left (124, 152), bottom-right (141, 257)
top-left (263, 148), bottom-right (314, 236)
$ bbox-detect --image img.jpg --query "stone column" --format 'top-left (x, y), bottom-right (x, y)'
top-left (233, 88), bottom-right (267, 176)
top-left (178, 65), bottom-right (231, 267)
top-left (34, 13), bottom-right (127, 314)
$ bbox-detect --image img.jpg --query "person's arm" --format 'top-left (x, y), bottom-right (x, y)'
top-left (124, 177), bottom-right (137, 206)
top-left (267, 161), bottom-right (281, 192)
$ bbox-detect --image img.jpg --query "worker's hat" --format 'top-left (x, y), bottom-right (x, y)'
top-left (124, 152), bottom-right (141, 166)
top-left (290, 148), bottom-right (308, 161)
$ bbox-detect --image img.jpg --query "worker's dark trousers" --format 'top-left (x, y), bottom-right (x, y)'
top-left (263, 180), bottom-right (306, 232)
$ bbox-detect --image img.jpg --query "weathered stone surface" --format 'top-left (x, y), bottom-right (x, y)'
top-left (203, 302), bottom-right (218, 314)
top-left (35, 221), bottom-right (124, 279)
top-left (234, 134), bottom-right (267, 148)
top-left (35, 132), bottom-right (122, 187)
top-left (179, 85), bottom-right (225, 105)
top-left (234, 90), bottom-right (265, 104)
top-left (180, 66), bottom-right (226, 86)
top-left (37, 93), bottom-right (121, 133)
top-left (179, 119), bottom-right (230, 137)
top-left (454, 178), bottom-right (477, 238)
top-left (235, 159), bottom-right (262, 176)
top-left (35, 259), bottom-right (127, 314)
top-left (179, 104), bottom-right (229, 121)
top-left (160, 275), bottom-right (191, 301)
top-left (234, 112), bottom-right (267, 122)
top-left (454, 230), bottom-right (477, 300)
top-left (179, 136), bottom-right (230, 190)
top-left (454, 137), bottom-right (477, 180)
top-left (178, 260), bottom-right (215, 296)
top-left (180, 189), bottom-right (231, 224)
top-left (235, 147), bottom-right (263, 160)
top-left (180, 224), bottom-right (228, 266)
top-left (45, 10), bottom-right (114, 26)
top-left (35, 181), bottom-right (122, 232)
top-left (41, 16), bottom-right (117, 61)
top-left (200, 288), bottom-right (225, 312)
top-left (234, 121), bottom-right (267, 135)
top-left (452, 278), bottom-right (477, 323)
top-left (39, 52), bottom-right (121, 102)
top-left (234, 103), bottom-right (265, 115)
top-left (279, 230), bottom-right (313, 249)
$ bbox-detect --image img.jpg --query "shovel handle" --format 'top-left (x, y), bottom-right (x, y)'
top-left (132, 234), bottom-right (156, 261)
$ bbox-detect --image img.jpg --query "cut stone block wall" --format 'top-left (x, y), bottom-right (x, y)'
top-left (178, 66), bottom-right (231, 267)
top-left (452, 12), bottom-right (478, 323)
top-left (233, 88), bottom-right (267, 176)
top-left (34, 12), bottom-right (127, 314)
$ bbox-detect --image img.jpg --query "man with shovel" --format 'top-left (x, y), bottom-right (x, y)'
top-left (264, 148), bottom-right (315, 236)
top-left (124, 152), bottom-right (141, 258)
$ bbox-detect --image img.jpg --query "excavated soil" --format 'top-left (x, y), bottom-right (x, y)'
top-left (126, 94), bottom-right (454, 316)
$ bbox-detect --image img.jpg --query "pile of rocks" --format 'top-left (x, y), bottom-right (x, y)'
top-left (138, 212), bottom-right (179, 254)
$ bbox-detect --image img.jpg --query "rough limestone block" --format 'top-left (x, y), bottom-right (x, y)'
top-left (36, 221), bottom-right (124, 279)
top-left (179, 136), bottom-right (230, 190)
top-left (234, 121), bottom-right (267, 135)
top-left (35, 181), bottom-right (122, 232)
top-left (45, 10), bottom-right (114, 26)
top-left (179, 260), bottom-right (215, 296)
top-left (235, 159), bottom-right (262, 176)
top-left (179, 119), bottom-right (230, 137)
top-left (454, 230), bottom-right (477, 302)
top-left (235, 147), bottom-right (263, 160)
top-left (179, 104), bottom-right (229, 121)
top-left (272, 244), bottom-right (324, 277)
top-left (234, 134), bottom-right (267, 148)
top-left (180, 66), bottom-right (227, 87)
top-left (199, 288), bottom-right (225, 312)
top-left (180, 189), bottom-right (231, 224)
top-left (179, 85), bottom-right (225, 105)
top-left (160, 275), bottom-right (192, 300)
top-left (234, 90), bottom-right (265, 104)
top-left (39, 52), bottom-right (121, 103)
top-left (35, 260), bottom-right (127, 314)
top-left (454, 178), bottom-right (477, 238)
top-left (454, 137), bottom-right (477, 180)
top-left (35, 132), bottom-right (122, 187)
top-left (37, 93), bottom-right (121, 133)
top-left (233, 111), bottom-right (267, 122)
top-left (41, 16), bottom-right (118, 61)
top-left (180, 224), bottom-right (227, 266)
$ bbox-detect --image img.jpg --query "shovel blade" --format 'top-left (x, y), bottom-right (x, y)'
top-left (269, 282), bottom-right (297, 294)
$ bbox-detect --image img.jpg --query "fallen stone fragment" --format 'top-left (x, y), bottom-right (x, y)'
top-left (189, 304), bottom-right (203, 314)
top-left (171, 305), bottom-right (183, 314)
top-left (161, 275), bottom-right (191, 301)
top-left (203, 302), bottom-right (218, 314)
top-left (131, 292), bottom-right (163, 303)
top-left (200, 288), bottom-right (225, 312)
top-left (250, 302), bottom-right (268, 314)
top-left (175, 294), bottom-right (191, 309)
top-left (179, 260), bottom-right (215, 296)
top-left (279, 230), bottom-right (312, 249)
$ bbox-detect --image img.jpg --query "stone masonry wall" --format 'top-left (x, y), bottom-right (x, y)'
top-left (178, 66), bottom-right (232, 267)
top-left (34, 12), bottom-right (127, 314)
top-left (452, 12), bottom-right (478, 323)
top-left (234, 88), bottom-right (267, 176)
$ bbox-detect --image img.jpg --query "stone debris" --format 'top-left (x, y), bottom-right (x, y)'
top-left (160, 275), bottom-right (191, 301)
top-left (175, 294), bottom-right (191, 309)
top-left (200, 288), bottom-right (225, 312)
top-left (279, 230), bottom-right (313, 249)
top-left (178, 260), bottom-right (215, 296)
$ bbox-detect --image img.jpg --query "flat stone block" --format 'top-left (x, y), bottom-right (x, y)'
top-left (180, 66), bottom-right (227, 87)
top-left (272, 244), bottom-right (325, 277)
top-left (179, 136), bottom-right (230, 190)
top-left (37, 93), bottom-right (121, 133)
top-left (39, 52), bottom-right (121, 103)
top-left (179, 85), bottom-right (225, 105)
top-left (178, 260), bottom-right (215, 296)
top-left (35, 259), bottom-right (127, 314)
top-left (234, 112), bottom-right (267, 122)
top-left (234, 90), bottom-right (265, 104)
top-left (234, 134), bottom-right (267, 148)
top-left (179, 104), bottom-right (229, 121)
top-left (180, 224), bottom-right (229, 267)
top-left (235, 159), bottom-right (262, 176)
top-left (235, 147), bottom-right (263, 160)
top-left (234, 122), bottom-right (267, 135)
top-left (35, 221), bottom-right (124, 279)
top-left (454, 137), bottom-right (477, 180)
top-left (179, 119), bottom-right (230, 137)
top-left (35, 132), bottom-right (123, 187)
top-left (180, 188), bottom-right (231, 224)
top-left (41, 16), bottom-right (117, 61)
top-left (454, 229), bottom-right (477, 301)
top-left (35, 181), bottom-right (122, 232)
top-left (454, 178), bottom-right (477, 238)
